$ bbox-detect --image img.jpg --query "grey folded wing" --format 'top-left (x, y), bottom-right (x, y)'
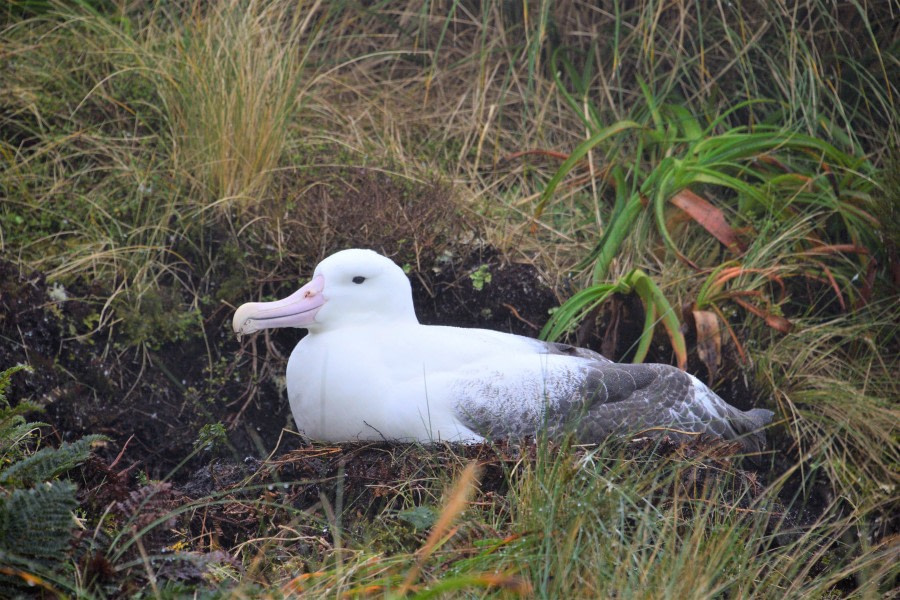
top-left (553, 361), bottom-right (773, 452)
top-left (451, 341), bottom-right (772, 452)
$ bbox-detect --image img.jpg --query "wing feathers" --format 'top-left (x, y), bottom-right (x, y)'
top-left (450, 345), bottom-right (773, 453)
top-left (559, 361), bottom-right (772, 453)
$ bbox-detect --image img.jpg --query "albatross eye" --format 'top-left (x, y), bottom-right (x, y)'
top-left (352, 276), bottom-right (366, 284)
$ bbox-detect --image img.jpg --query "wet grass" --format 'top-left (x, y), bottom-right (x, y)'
top-left (1, 0), bottom-right (897, 597)
top-left (62, 438), bottom-right (894, 598)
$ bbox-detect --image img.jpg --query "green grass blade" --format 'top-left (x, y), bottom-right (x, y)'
top-left (591, 192), bottom-right (646, 283)
top-left (535, 120), bottom-right (642, 218)
top-left (630, 270), bottom-right (687, 368)
top-left (540, 283), bottom-right (624, 342)
top-left (632, 301), bottom-right (656, 364)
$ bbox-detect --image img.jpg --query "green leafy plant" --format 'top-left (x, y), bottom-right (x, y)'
top-left (469, 264), bottom-right (492, 291)
top-left (535, 61), bottom-right (882, 356)
top-left (193, 422), bottom-right (228, 454)
top-left (0, 364), bottom-right (105, 594)
top-left (541, 269), bottom-right (688, 368)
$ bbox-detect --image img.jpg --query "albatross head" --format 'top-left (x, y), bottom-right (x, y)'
top-left (232, 249), bottom-right (417, 335)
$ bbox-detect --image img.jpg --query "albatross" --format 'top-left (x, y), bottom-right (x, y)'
top-left (233, 249), bottom-right (773, 452)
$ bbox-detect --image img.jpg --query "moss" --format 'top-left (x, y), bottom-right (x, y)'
top-left (212, 243), bottom-right (252, 304)
top-left (119, 286), bottom-right (203, 350)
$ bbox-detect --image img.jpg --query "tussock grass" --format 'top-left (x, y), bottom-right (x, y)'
top-left (154, 0), bottom-right (315, 210)
top-left (1, 0), bottom-right (316, 335)
top-left (755, 304), bottom-right (899, 502)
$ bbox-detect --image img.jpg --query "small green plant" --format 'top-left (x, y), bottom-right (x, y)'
top-left (193, 422), bottom-right (228, 455)
top-left (119, 287), bottom-right (204, 350)
top-left (469, 264), bottom-right (492, 291)
top-left (0, 364), bottom-right (105, 595)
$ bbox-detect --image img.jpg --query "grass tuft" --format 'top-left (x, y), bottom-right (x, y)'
top-left (155, 1), bottom-right (314, 210)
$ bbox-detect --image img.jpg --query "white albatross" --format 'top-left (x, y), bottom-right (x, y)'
top-left (233, 249), bottom-right (773, 452)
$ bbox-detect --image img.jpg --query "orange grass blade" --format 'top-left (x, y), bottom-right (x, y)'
top-left (731, 297), bottom-right (793, 333)
top-left (398, 461), bottom-right (481, 595)
top-left (669, 189), bottom-right (746, 253)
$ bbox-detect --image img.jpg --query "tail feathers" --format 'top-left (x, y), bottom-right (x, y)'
top-left (729, 407), bottom-right (775, 454)
top-left (745, 408), bottom-right (775, 429)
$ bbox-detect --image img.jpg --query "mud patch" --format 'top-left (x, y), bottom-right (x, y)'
top-left (0, 258), bottom-right (289, 473)
top-left (412, 246), bottom-right (558, 334)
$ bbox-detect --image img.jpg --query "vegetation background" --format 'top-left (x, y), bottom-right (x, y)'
top-left (0, 0), bottom-right (897, 597)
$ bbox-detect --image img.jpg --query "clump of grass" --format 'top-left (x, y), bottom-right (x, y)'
top-left (152, 0), bottom-right (314, 211)
top-left (1, 9), bottom-right (195, 335)
top-left (754, 304), bottom-right (899, 503)
top-left (1, 0), bottom-right (318, 337)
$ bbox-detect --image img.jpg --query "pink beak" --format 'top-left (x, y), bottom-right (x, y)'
top-left (232, 275), bottom-right (325, 335)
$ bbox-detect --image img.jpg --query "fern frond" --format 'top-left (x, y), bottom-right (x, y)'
top-left (0, 365), bottom-right (46, 468)
top-left (0, 419), bottom-right (47, 466)
top-left (0, 435), bottom-right (107, 487)
top-left (0, 365), bottom-right (31, 407)
top-left (0, 481), bottom-right (78, 564)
